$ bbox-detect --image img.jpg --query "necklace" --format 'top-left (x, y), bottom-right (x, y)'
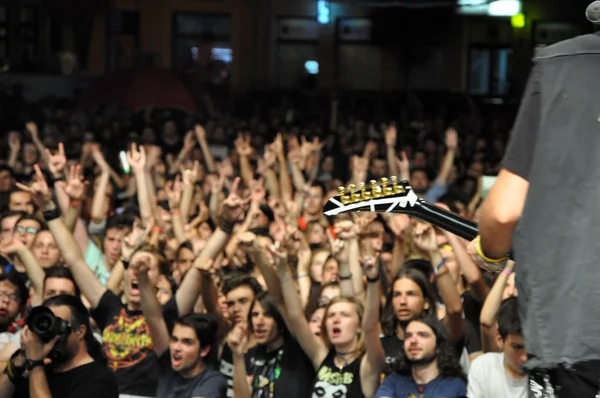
top-left (334, 351), bottom-right (356, 368)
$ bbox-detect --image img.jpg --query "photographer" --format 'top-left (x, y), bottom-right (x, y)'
top-left (0, 294), bottom-right (118, 398)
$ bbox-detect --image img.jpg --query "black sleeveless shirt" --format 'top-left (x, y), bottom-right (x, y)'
top-left (312, 349), bottom-right (363, 398)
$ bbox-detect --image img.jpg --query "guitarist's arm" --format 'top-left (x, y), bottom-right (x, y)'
top-left (479, 67), bottom-right (536, 258)
top-left (478, 169), bottom-right (528, 259)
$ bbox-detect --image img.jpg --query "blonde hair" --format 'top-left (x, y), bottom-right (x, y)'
top-left (320, 296), bottom-right (366, 357)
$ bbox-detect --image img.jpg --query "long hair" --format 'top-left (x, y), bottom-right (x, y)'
top-left (247, 292), bottom-right (289, 343)
top-left (320, 296), bottom-right (365, 357)
top-left (43, 294), bottom-right (106, 366)
top-left (392, 316), bottom-right (466, 382)
top-left (381, 267), bottom-right (437, 336)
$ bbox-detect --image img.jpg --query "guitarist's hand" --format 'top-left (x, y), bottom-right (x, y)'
top-left (467, 238), bottom-right (487, 270)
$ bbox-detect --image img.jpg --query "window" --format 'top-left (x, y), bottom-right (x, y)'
top-left (107, 10), bottom-right (140, 71)
top-left (172, 13), bottom-right (232, 85)
top-left (468, 47), bottom-right (512, 96)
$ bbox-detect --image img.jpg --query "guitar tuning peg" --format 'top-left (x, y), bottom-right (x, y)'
top-left (390, 176), bottom-right (399, 192)
top-left (380, 177), bottom-right (393, 196)
top-left (338, 186), bottom-right (351, 205)
top-left (370, 179), bottom-right (382, 198)
top-left (358, 182), bottom-right (371, 201)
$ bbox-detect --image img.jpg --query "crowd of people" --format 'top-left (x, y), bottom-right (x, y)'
top-left (0, 93), bottom-right (525, 398)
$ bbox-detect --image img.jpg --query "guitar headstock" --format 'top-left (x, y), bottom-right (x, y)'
top-left (323, 176), bottom-right (419, 217)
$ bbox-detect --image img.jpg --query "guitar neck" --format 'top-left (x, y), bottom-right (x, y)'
top-left (411, 200), bottom-right (479, 241)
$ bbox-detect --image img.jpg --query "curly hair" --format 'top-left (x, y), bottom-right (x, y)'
top-left (392, 316), bottom-right (466, 382)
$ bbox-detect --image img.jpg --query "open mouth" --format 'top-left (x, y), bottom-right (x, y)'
top-left (331, 327), bottom-right (341, 337)
top-left (171, 353), bottom-right (183, 367)
top-left (130, 281), bottom-right (139, 295)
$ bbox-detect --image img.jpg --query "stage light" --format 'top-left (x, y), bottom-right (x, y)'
top-left (318, 0), bottom-right (330, 24)
top-left (488, 0), bottom-right (521, 16)
top-left (305, 60), bottom-right (319, 74)
top-left (511, 13), bottom-right (526, 28)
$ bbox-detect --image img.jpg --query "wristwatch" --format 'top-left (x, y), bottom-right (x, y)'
top-left (25, 359), bottom-right (45, 371)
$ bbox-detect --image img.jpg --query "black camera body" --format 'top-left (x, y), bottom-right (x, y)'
top-left (26, 306), bottom-right (71, 343)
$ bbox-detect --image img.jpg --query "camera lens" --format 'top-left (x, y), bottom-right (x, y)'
top-left (32, 313), bottom-right (54, 334)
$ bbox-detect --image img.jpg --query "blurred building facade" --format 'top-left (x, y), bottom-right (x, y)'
top-left (0, 0), bottom-right (592, 96)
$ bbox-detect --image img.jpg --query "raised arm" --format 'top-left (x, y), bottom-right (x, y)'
top-left (360, 256), bottom-right (386, 397)
top-left (194, 124), bottom-right (216, 173)
top-left (0, 238), bottom-right (44, 306)
top-left (414, 222), bottom-right (464, 342)
top-left (228, 323), bottom-right (251, 398)
top-left (19, 166), bottom-right (107, 308)
top-left (59, 164), bottom-right (87, 233)
top-left (176, 178), bottom-right (249, 315)
top-left (275, 248), bottom-right (328, 369)
top-left (127, 144), bottom-right (154, 227)
top-left (133, 254), bottom-right (169, 355)
top-left (479, 261), bottom-right (515, 353)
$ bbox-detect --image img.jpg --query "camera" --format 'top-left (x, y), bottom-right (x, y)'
top-left (26, 306), bottom-right (71, 343)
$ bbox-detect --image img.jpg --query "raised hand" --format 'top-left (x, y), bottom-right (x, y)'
top-left (263, 145), bottom-right (277, 169)
top-left (361, 255), bottom-right (379, 280)
top-left (445, 127), bottom-right (458, 150)
top-left (385, 125), bottom-right (397, 147)
top-left (234, 133), bottom-right (253, 157)
top-left (165, 175), bottom-right (183, 210)
top-left (8, 132), bottom-right (21, 153)
top-left (396, 151), bottom-right (410, 175)
top-left (272, 133), bottom-right (284, 154)
top-left (227, 323), bottom-right (249, 356)
top-left (412, 222), bottom-right (438, 253)
top-left (45, 143), bottom-right (67, 178)
top-left (25, 122), bottom-right (39, 140)
top-left (181, 160), bottom-right (201, 187)
top-left (122, 221), bottom-right (151, 262)
top-left (194, 124), bottom-right (206, 142)
top-left (127, 143), bottom-right (146, 174)
top-left (238, 231), bottom-right (260, 255)
top-left (250, 178), bottom-right (266, 204)
top-left (130, 254), bottom-right (151, 278)
top-left (0, 236), bottom-right (25, 256)
top-left (90, 145), bottom-right (110, 173)
top-left (15, 165), bottom-right (51, 206)
top-left (334, 219), bottom-right (358, 241)
top-left (222, 177), bottom-right (251, 223)
top-left (62, 164), bottom-right (87, 201)
top-left (352, 212), bottom-right (377, 233)
top-left (193, 256), bottom-right (214, 272)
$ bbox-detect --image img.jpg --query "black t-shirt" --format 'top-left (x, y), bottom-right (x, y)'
top-left (462, 290), bottom-right (482, 338)
top-left (312, 349), bottom-right (363, 398)
top-left (13, 360), bottom-right (118, 398)
top-left (91, 290), bottom-right (179, 396)
top-left (246, 336), bottom-right (315, 398)
top-left (219, 343), bottom-right (236, 398)
top-left (380, 334), bottom-right (403, 375)
top-left (156, 349), bottom-right (227, 398)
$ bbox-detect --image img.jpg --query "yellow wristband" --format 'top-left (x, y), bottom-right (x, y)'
top-left (474, 235), bottom-right (507, 263)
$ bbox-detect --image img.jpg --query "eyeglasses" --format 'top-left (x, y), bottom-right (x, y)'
top-left (0, 291), bottom-right (20, 303)
top-left (16, 226), bottom-right (37, 235)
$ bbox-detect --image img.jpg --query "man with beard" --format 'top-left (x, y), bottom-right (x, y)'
top-left (375, 317), bottom-right (467, 397)
top-left (0, 294), bottom-right (118, 398)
